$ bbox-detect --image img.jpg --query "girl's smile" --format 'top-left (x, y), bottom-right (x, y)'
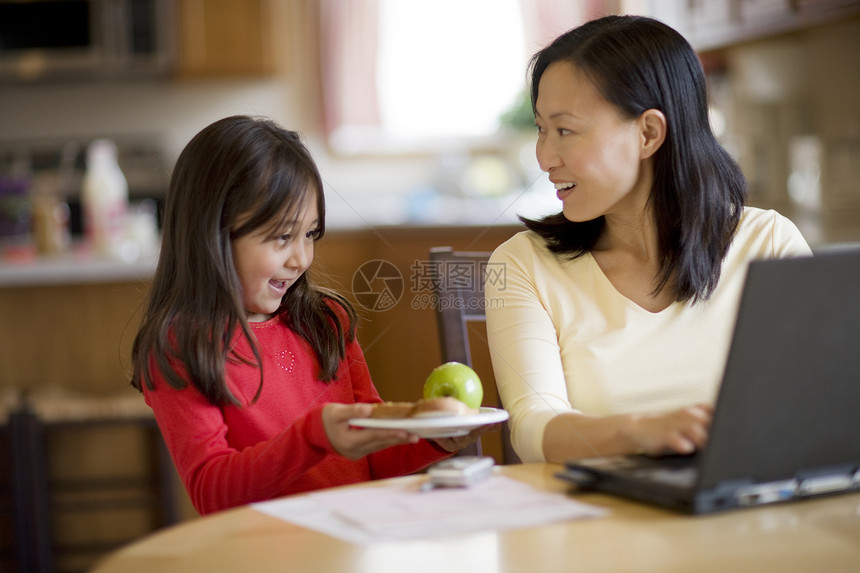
top-left (268, 278), bottom-right (289, 297)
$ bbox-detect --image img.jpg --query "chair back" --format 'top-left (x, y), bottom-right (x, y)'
top-left (429, 247), bottom-right (520, 464)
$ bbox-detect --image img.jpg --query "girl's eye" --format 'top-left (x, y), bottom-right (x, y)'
top-left (306, 228), bottom-right (321, 240)
top-left (277, 233), bottom-right (293, 243)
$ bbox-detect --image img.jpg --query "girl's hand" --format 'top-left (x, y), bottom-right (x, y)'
top-left (322, 403), bottom-right (419, 460)
top-left (432, 423), bottom-right (500, 452)
top-left (623, 404), bottom-right (713, 456)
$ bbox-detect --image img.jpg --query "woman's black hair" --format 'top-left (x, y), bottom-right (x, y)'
top-left (131, 115), bottom-right (356, 406)
top-left (523, 15), bottom-right (746, 302)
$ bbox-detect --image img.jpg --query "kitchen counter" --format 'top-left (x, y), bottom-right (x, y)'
top-left (3, 196), bottom-right (859, 288)
top-left (0, 186), bottom-right (551, 287)
top-left (0, 251), bottom-right (158, 287)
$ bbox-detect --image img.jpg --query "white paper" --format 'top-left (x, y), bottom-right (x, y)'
top-left (251, 475), bottom-right (607, 544)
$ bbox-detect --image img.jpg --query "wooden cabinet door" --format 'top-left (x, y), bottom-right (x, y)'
top-left (176, 0), bottom-right (281, 77)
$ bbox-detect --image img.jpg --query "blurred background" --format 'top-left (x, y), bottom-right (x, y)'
top-left (0, 1), bottom-right (858, 571)
top-left (1, 0), bottom-right (858, 243)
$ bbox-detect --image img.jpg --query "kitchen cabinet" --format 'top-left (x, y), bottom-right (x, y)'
top-left (650, 0), bottom-right (860, 52)
top-left (0, 267), bottom-right (180, 572)
top-left (175, 0), bottom-right (287, 78)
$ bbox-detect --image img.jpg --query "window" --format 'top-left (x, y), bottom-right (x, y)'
top-left (321, 0), bottom-right (546, 155)
top-left (319, 0), bottom-right (618, 155)
top-left (375, 0), bottom-right (526, 143)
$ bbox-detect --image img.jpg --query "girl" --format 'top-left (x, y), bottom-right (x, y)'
top-left (486, 16), bottom-right (812, 463)
top-left (132, 116), bottom-right (475, 515)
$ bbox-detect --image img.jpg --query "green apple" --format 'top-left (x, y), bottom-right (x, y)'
top-left (423, 362), bottom-right (483, 409)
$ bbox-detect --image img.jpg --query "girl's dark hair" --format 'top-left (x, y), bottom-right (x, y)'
top-left (131, 115), bottom-right (356, 406)
top-left (524, 15), bottom-right (746, 302)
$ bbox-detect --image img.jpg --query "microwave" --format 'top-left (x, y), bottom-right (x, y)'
top-left (0, 0), bottom-right (175, 82)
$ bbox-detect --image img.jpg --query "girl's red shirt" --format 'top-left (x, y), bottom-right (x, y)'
top-left (143, 305), bottom-right (448, 515)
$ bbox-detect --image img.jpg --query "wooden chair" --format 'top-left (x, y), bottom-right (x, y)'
top-left (1, 388), bottom-right (23, 573)
top-left (13, 388), bottom-right (179, 572)
top-left (428, 247), bottom-right (521, 464)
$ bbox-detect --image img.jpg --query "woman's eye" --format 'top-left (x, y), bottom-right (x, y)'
top-left (558, 128), bottom-right (571, 136)
top-left (277, 233), bottom-right (292, 243)
top-left (306, 228), bottom-right (321, 240)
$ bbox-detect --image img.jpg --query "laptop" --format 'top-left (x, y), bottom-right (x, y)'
top-left (556, 247), bottom-right (860, 514)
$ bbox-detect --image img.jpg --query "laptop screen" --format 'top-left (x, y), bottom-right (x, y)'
top-left (696, 249), bottom-right (860, 490)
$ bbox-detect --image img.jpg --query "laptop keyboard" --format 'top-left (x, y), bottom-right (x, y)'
top-left (578, 453), bottom-right (700, 488)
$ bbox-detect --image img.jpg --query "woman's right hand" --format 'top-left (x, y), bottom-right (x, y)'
top-left (321, 403), bottom-right (419, 460)
top-left (544, 403), bottom-right (714, 462)
top-left (622, 403), bottom-right (713, 456)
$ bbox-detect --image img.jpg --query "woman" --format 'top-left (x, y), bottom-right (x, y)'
top-left (485, 16), bottom-right (811, 463)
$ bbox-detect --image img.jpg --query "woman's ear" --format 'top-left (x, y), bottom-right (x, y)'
top-left (639, 109), bottom-right (666, 159)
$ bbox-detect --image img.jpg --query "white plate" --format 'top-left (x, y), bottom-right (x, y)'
top-left (348, 407), bottom-right (509, 438)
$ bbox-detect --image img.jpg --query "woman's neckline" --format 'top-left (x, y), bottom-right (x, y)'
top-left (586, 251), bottom-right (677, 315)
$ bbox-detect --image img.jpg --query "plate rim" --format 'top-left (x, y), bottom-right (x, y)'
top-left (348, 406), bottom-right (508, 433)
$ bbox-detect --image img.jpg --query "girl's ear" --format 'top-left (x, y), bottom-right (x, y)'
top-left (639, 109), bottom-right (666, 159)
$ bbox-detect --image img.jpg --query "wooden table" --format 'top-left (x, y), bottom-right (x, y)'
top-left (91, 463), bottom-right (860, 573)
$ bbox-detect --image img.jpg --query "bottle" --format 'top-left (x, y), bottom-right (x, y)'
top-left (32, 194), bottom-right (71, 256)
top-left (81, 139), bottom-right (129, 258)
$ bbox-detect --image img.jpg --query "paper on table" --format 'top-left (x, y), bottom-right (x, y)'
top-left (252, 475), bottom-right (607, 544)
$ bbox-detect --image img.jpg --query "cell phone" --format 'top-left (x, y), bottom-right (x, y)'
top-left (427, 456), bottom-right (495, 488)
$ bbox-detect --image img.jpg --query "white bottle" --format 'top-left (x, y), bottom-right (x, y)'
top-left (81, 139), bottom-right (129, 258)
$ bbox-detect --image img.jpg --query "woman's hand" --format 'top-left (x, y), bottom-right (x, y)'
top-left (431, 423), bottom-right (500, 452)
top-left (623, 403), bottom-right (713, 456)
top-left (322, 403), bottom-right (419, 460)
